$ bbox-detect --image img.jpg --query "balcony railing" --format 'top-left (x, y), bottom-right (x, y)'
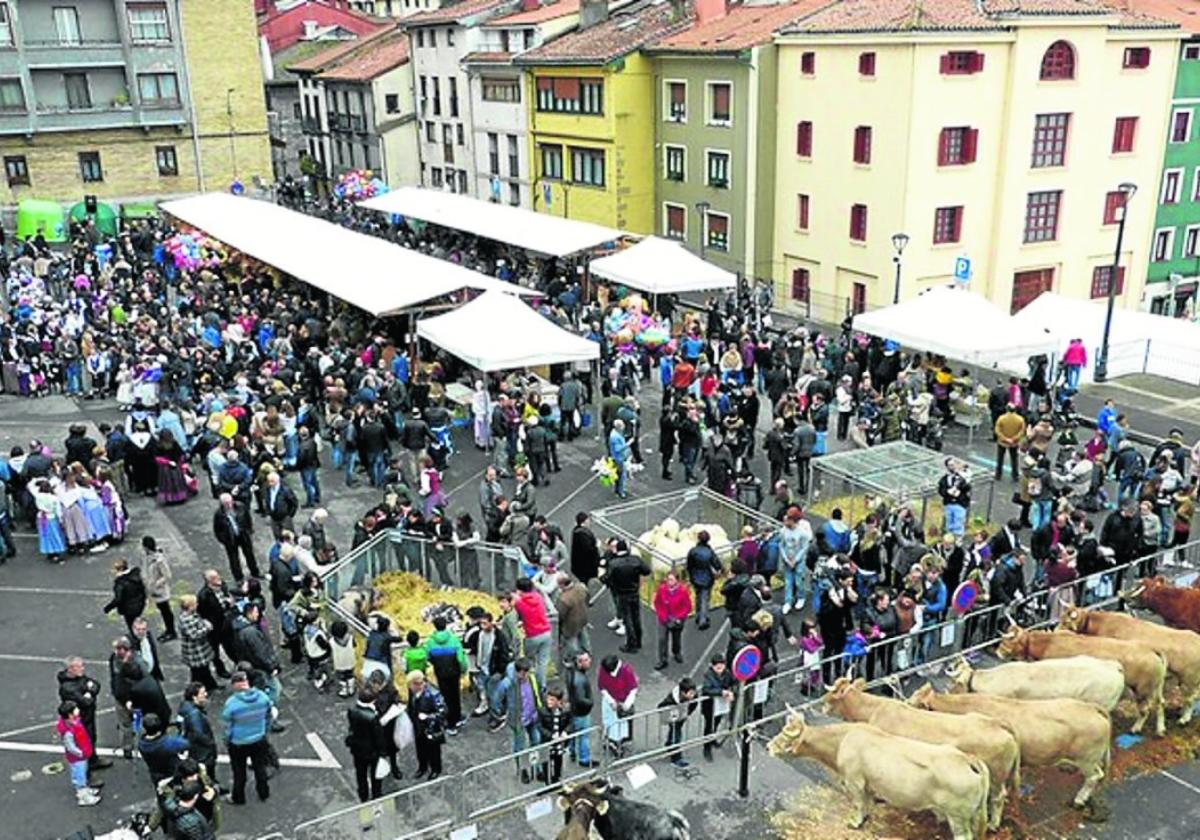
top-left (23, 39), bottom-right (127, 68)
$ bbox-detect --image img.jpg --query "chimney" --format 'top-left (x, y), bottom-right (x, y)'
top-left (302, 19), bottom-right (319, 39)
top-left (695, 0), bottom-right (727, 24)
top-left (579, 0), bottom-right (609, 30)
top-left (520, 0), bottom-right (540, 11)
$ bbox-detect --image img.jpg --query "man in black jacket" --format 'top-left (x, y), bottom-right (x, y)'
top-left (764, 418), bottom-right (790, 490)
top-left (359, 410), bottom-right (391, 488)
top-left (1101, 500), bottom-right (1144, 567)
top-left (399, 408), bottom-right (434, 489)
top-left (58, 656), bottom-right (113, 774)
top-left (566, 651), bottom-right (597, 767)
top-left (103, 559), bottom-right (147, 637)
top-left (685, 531), bottom-right (723, 630)
top-left (263, 472), bottom-right (298, 541)
top-left (197, 570), bottom-right (235, 678)
top-left (212, 494), bottom-right (260, 581)
top-left (604, 541), bottom-right (650, 653)
top-left (296, 427), bottom-right (321, 507)
top-left (345, 690), bottom-right (385, 802)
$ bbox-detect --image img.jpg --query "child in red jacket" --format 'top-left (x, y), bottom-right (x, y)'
top-left (653, 571), bottom-right (694, 670)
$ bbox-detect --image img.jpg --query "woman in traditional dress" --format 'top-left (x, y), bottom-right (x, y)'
top-left (95, 465), bottom-right (127, 542)
top-left (418, 456), bottom-right (445, 519)
top-left (126, 418), bottom-right (157, 496)
top-left (58, 473), bottom-right (91, 554)
top-left (471, 381), bottom-right (492, 450)
top-left (78, 475), bottom-right (112, 547)
top-left (155, 429), bottom-right (189, 506)
top-left (32, 479), bottom-right (67, 563)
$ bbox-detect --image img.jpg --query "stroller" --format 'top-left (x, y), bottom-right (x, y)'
top-left (62, 813), bottom-right (153, 840)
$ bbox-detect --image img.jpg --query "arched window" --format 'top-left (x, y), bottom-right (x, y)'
top-left (1040, 40), bottom-right (1076, 80)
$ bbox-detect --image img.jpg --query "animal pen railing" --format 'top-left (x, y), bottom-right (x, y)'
top-left (295, 539), bottom-right (1200, 838)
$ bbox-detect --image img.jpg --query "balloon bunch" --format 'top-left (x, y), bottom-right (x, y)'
top-left (163, 233), bottom-right (223, 272)
top-left (333, 169), bottom-right (390, 200)
top-left (602, 294), bottom-right (670, 350)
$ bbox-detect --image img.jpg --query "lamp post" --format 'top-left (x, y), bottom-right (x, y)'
top-left (696, 200), bottom-right (711, 261)
top-left (891, 231), bottom-right (909, 304)
top-left (1093, 181), bottom-right (1137, 383)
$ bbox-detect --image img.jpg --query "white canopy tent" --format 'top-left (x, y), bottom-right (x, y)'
top-left (417, 291), bottom-right (599, 371)
top-left (1008, 292), bottom-right (1200, 385)
top-left (588, 236), bottom-right (736, 294)
top-left (159, 193), bottom-right (533, 317)
top-left (852, 286), bottom-right (1056, 372)
top-left (358, 187), bottom-right (623, 258)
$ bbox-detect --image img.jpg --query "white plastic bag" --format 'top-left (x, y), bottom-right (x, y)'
top-left (394, 708), bottom-right (415, 752)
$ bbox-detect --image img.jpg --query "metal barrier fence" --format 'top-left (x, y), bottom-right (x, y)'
top-left (294, 538), bottom-right (1200, 838)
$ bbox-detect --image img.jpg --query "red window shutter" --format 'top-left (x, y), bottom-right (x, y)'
top-left (553, 78), bottom-right (580, 99)
top-left (670, 83), bottom-right (684, 105)
top-left (859, 52), bottom-right (875, 76)
top-left (797, 121), bottom-right (812, 156)
top-left (536, 78), bottom-right (552, 91)
top-left (971, 52), bottom-right (985, 72)
top-left (854, 126), bottom-right (871, 164)
top-left (792, 268), bottom-right (810, 302)
top-left (798, 194), bottom-right (809, 229)
top-left (939, 53), bottom-right (950, 74)
top-left (952, 207), bottom-right (963, 242)
top-left (801, 52), bottom-right (814, 74)
top-left (937, 128), bottom-right (949, 165)
top-left (713, 84), bottom-right (730, 117)
top-left (963, 128), bottom-right (979, 163)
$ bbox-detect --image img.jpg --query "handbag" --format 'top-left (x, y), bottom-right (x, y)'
top-left (374, 756), bottom-right (391, 780)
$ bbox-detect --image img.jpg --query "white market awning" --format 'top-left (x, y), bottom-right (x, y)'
top-left (852, 285), bottom-right (1056, 371)
top-left (359, 186), bottom-right (624, 258)
top-left (158, 193), bottom-right (532, 317)
top-left (417, 291), bottom-right (600, 371)
top-left (589, 236), bottom-right (737, 294)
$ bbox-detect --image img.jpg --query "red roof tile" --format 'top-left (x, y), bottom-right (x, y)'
top-left (286, 27), bottom-right (396, 72)
top-left (486, 0), bottom-right (582, 25)
top-left (1108, 0), bottom-right (1200, 31)
top-left (463, 50), bottom-right (518, 61)
top-left (404, 0), bottom-right (517, 25)
top-left (651, 0), bottom-right (826, 51)
top-left (782, 0), bottom-right (1001, 33)
top-left (318, 30), bottom-right (411, 80)
top-left (517, 0), bottom-right (692, 64)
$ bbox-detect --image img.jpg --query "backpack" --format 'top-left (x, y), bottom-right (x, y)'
top-left (279, 603), bottom-right (299, 638)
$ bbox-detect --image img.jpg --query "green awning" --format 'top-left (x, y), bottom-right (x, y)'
top-left (121, 202), bottom-right (159, 220)
top-left (15, 199), bottom-right (68, 244)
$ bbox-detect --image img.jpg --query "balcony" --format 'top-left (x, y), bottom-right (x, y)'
top-left (23, 39), bottom-right (127, 69)
top-left (300, 116), bottom-right (321, 134)
top-left (18, 102), bottom-right (187, 133)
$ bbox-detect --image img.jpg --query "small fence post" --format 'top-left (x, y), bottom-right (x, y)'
top-left (1143, 338), bottom-right (1152, 375)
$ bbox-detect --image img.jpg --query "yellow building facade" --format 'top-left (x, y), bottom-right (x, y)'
top-left (0, 0), bottom-right (270, 207)
top-left (772, 8), bottom-right (1182, 318)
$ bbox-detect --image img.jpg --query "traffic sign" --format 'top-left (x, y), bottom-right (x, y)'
top-left (731, 645), bottom-right (761, 682)
top-left (954, 256), bottom-right (971, 283)
top-left (952, 580), bottom-right (979, 614)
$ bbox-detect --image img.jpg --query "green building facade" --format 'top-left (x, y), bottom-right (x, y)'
top-left (1148, 35), bottom-right (1200, 316)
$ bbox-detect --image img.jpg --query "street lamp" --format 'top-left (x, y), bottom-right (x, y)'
top-left (696, 200), bottom-right (711, 261)
top-left (1093, 181), bottom-right (1137, 383)
top-left (891, 231), bottom-right (909, 304)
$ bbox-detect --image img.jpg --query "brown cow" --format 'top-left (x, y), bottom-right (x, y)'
top-left (824, 677), bottom-right (1020, 829)
top-left (1060, 606), bottom-right (1200, 724)
top-left (997, 626), bottom-right (1167, 735)
top-left (909, 683), bottom-right (1111, 812)
top-left (1129, 577), bottom-right (1200, 635)
top-left (767, 711), bottom-right (990, 840)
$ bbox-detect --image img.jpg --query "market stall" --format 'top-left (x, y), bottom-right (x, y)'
top-left (589, 235), bottom-right (737, 295)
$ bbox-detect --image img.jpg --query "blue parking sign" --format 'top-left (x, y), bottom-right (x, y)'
top-left (954, 256), bottom-right (971, 283)
top-left (542, 183), bottom-right (552, 207)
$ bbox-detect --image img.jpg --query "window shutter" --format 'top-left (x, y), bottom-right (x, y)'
top-left (972, 52), bottom-right (985, 72)
top-left (713, 84), bottom-right (730, 116)
top-left (937, 128), bottom-right (949, 165)
top-left (670, 83), bottom-right (684, 105)
top-left (952, 207), bottom-right (963, 242)
top-left (964, 128), bottom-right (979, 163)
top-left (797, 121), bottom-right (811, 156)
top-left (553, 78), bottom-right (580, 99)
top-left (939, 53), bottom-right (950, 74)
top-left (536, 77), bottom-right (552, 91)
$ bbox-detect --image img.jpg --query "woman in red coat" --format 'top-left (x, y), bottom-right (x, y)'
top-left (653, 571), bottom-right (694, 670)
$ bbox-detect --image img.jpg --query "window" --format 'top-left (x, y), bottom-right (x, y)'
top-left (138, 73), bottom-right (179, 106)
top-left (791, 268), bottom-right (810, 303)
top-left (127, 3), bottom-right (170, 43)
top-left (425, 121), bottom-right (435, 142)
top-left (441, 124), bottom-right (454, 163)
top-left (1031, 113), bottom-right (1069, 168)
top-left (1122, 47), bottom-right (1150, 69)
top-left (800, 51), bottom-right (815, 75)
top-left (481, 77), bottom-right (520, 102)
top-left (1194, 167), bottom-right (1200, 201)
top-left (664, 145), bottom-right (685, 182)
top-left (457, 170), bottom-right (467, 194)
top-left (853, 126), bottom-right (872, 164)
top-left (1023, 190), bottom-right (1062, 243)
top-left (430, 30), bottom-right (436, 47)
top-left (446, 27), bottom-right (455, 46)
top-left (449, 77), bottom-right (458, 117)
top-left (664, 204), bottom-right (686, 240)
top-left (940, 50), bottom-right (984, 74)
top-left (535, 78), bottom-right (602, 115)
top-left (0, 3), bottom-right (11, 46)
top-left (1090, 266), bottom-right (1126, 298)
top-left (509, 183), bottom-right (520, 206)
top-left (858, 52), bottom-right (876, 76)
top-left (1112, 116), bottom-right (1137, 153)
top-left (1011, 269), bottom-right (1054, 313)
top-left (1040, 40), bottom-right (1075, 80)
top-left (155, 145), bottom-right (177, 176)
top-left (1102, 190), bottom-right (1129, 225)
top-left (0, 77), bottom-right (24, 111)
top-left (456, 123), bottom-right (464, 145)
top-left (1184, 225), bottom-right (1200, 258)
top-left (64, 73), bottom-right (91, 109)
top-left (1161, 168), bottom-right (1183, 204)
top-left (523, 30), bottom-right (533, 50)
top-left (507, 135), bottom-right (518, 176)
top-left (385, 94), bottom-right (400, 114)
top-left (4, 155), bottom-right (28, 186)
top-left (1153, 228), bottom-right (1174, 262)
top-left (849, 203), bottom-right (868, 241)
top-left (706, 212), bottom-right (729, 252)
top-left (78, 151), bottom-right (103, 183)
top-left (852, 282), bottom-right (867, 315)
top-left (796, 120), bottom-right (812, 157)
top-left (571, 147), bottom-right (604, 187)
top-left (419, 75), bottom-right (427, 112)
top-left (706, 150), bottom-right (730, 188)
top-left (1170, 109), bottom-right (1192, 143)
top-left (666, 81), bottom-right (686, 122)
top-left (488, 132), bottom-right (499, 175)
top-left (708, 82), bottom-right (731, 125)
top-left (938, 126), bottom-right (978, 165)
top-left (540, 143), bottom-right (563, 179)
top-left (430, 166), bottom-right (442, 187)
top-left (1186, 44), bottom-right (1200, 61)
top-left (797, 194), bottom-right (809, 231)
top-left (417, 30), bottom-right (424, 48)
top-left (933, 206), bottom-right (963, 244)
top-left (432, 77), bottom-right (440, 115)
top-left (54, 7), bottom-right (82, 46)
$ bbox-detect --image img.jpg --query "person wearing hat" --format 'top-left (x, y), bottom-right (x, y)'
top-left (937, 458), bottom-right (971, 538)
top-left (220, 670), bottom-right (272, 805)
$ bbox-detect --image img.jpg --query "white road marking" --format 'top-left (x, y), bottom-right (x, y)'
top-left (0, 734), bottom-right (342, 770)
top-left (1161, 770), bottom-right (1200, 796)
top-left (0, 585), bottom-right (110, 596)
top-left (0, 653), bottom-right (188, 670)
top-left (544, 474), bottom-right (598, 518)
top-left (0, 708), bottom-right (114, 740)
